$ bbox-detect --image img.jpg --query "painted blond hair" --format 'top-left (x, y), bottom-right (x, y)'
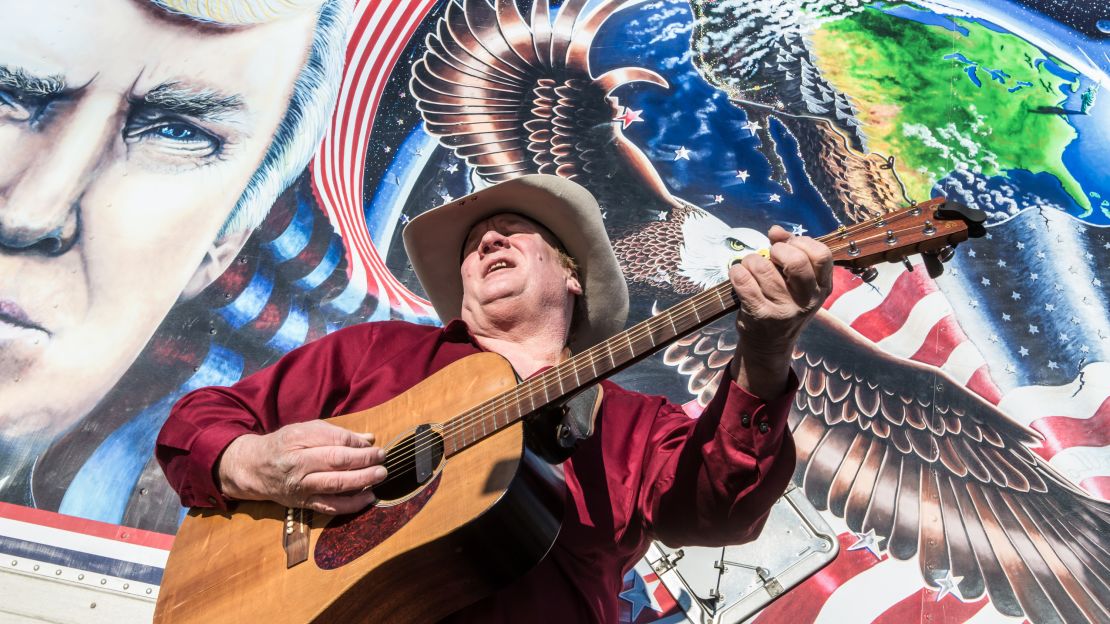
top-left (150, 0), bottom-right (352, 237)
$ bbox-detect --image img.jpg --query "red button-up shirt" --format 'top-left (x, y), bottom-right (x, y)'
top-left (156, 320), bottom-right (797, 622)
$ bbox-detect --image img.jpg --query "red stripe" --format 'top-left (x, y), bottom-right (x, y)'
top-left (1028, 397), bottom-right (1110, 460)
top-left (871, 587), bottom-right (991, 624)
top-left (0, 502), bottom-right (174, 550)
top-left (849, 267), bottom-right (936, 343)
top-left (965, 365), bottom-right (1003, 404)
top-left (823, 267), bottom-right (865, 310)
top-left (752, 533), bottom-right (885, 624)
top-left (1078, 476), bottom-right (1110, 501)
top-left (907, 316), bottom-right (966, 368)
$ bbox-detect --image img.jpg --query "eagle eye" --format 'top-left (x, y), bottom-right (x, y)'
top-left (727, 238), bottom-right (749, 251)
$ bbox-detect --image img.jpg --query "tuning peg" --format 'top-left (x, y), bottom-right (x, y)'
top-left (934, 245), bottom-right (956, 263)
top-left (851, 266), bottom-right (879, 283)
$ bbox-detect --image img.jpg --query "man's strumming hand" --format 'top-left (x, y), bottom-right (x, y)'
top-left (216, 420), bottom-right (388, 515)
top-left (727, 225), bottom-right (833, 400)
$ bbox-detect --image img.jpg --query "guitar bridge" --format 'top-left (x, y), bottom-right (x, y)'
top-left (284, 507), bottom-right (313, 568)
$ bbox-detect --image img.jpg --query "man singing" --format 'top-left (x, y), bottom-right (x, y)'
top-left (157, 174), bottom-right (833, 621)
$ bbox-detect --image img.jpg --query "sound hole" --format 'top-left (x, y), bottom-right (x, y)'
top-left (374, 424), bottom-right (444, 501)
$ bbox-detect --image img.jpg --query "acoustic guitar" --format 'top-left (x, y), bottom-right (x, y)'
top-left (154, 198), bottom-right (984, 623)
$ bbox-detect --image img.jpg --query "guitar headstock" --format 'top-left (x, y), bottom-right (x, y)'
top-left (818, 197), bottom-right (986, 280)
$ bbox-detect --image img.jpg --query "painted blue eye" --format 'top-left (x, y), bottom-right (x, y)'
top-left (156, 123), bottom-right (198, 141)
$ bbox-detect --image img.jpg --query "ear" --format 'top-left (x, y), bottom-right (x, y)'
top-left (566, 271), bottom-right (583, 296)
top-left (180, 230), bottom-right (253, 301)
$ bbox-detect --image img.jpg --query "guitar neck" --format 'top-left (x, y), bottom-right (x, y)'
top-left (441, 197), bottom-right (983, 456)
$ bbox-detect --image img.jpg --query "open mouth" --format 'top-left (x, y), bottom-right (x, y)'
top-left (485, 260), bottom-right (515, 276)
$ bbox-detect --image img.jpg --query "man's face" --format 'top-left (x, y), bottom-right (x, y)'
top-left (0, 1), bottom-right (316, 436)
top-left (459, 213), bottom-right (582, 326)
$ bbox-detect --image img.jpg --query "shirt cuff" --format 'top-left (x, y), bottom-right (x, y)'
top-left (717, 368), bottom-right (800, 455)
top-left (177, 423), bottom-right (252, 510)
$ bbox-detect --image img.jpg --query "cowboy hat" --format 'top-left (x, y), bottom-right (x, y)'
top-left (402, 174), bottom-right (628, 352)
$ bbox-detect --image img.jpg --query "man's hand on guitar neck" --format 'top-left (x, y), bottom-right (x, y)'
top-left (727, 225), bottom-right (833, 401)
top-left (215, 420), bottom-right (388, 515)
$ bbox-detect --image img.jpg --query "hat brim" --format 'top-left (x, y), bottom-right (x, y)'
top-left (402, 174), bottom-right (628, 352)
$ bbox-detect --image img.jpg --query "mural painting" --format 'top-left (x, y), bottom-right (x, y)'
top-left (0, 0), bottom-right (1107, 622)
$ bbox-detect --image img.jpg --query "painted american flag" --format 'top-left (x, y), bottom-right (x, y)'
top-left (308, 2), bottom-right (1110, 623)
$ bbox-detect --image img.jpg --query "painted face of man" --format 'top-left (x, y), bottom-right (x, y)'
top-left (0, 0), bottom-right (316, 437)
top-left (459, 213), bottom-right (582, 326)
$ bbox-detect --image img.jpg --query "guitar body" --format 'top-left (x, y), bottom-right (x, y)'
top-left (154, 352), bottom-right (565, 623)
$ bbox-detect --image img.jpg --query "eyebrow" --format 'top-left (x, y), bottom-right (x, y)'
top-left (0, 64), bottom-right (68, 98)
top-left (138, 81), bottom-right (245, 119)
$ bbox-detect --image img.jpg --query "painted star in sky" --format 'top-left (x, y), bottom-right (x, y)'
top-left (997, 259), bottom-right (1007, 268)
top-left (792, 224), bottom-right (808, 236)
top-left (656, 211), bottom-right (668, 221)
top-left (769, 193), bottom-right (781, 203)
top-left (1029, 273), bottom-right (1039, 281)
top-left (445, 162), bottom-right (459, 174)
top-left (714, 194), bottom-right (725, 204)
top-left (1011, 291), bottom-right (1022, 300)
top-left (614, 106), bottom-right (644, 130)
top-left (988, 333), bottom-right (1000, 343)
top-left (736, 170), bottom-right (750, 182)
top-left (847, 529), bottom-right (886, 559)
top-left (674, 146), bottom-right (691, 160)
top-left (967, 248), bottom-right (976, 258)
top-left (1029, 325), bottom-right (1039, 334)
top-left (932, 570), bottom-right (966, 602)
top-left (744, 119), bottom-right (762, 133)
top-left (1045, 303), bottom-right (1056, 312)
top-left (981, 277), bottom-right (991, 286)
top-left (1002, 313), bottom-right (1011, 321)
top-left (1048, 361), bottom-right (1059, 370)
top-left (1016, 241), bottom-right (1025, 250)
top-left (439, 192), bottom-right (453, 203)
top-left (1019, 346), bottom-right (1029, 357)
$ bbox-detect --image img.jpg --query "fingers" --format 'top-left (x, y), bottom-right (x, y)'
top-left (290, 420), bottom-right (374, 449)
top-left (304, 488), bottom-right (380, 515)
top-left (300, 463), bottom-right (389, 496)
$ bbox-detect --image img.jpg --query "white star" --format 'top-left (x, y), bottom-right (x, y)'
top-left (1094, 278), bottom-right (1104, 287)
top-left (674, 146), bottom-right (691, 160)
top-left (1016, 241), bottom-right (1025, 250)
top-left (1048, 361), bottom-right (1059, 369)
top-left (1002, 313), bottom-right (1011, 321)
top-left (997, 259), bottom-right (1007, 268)
top-left (932, 570), bottom-right (965, 602)
top-left (1071, 316), bottom-right (1081, 325)
top-left (968, 249), bottom-right (977, 258)
top-left (847, 529), bottom-right (886, 559)
top-left (656, 211), bottom-right (668, 221)
top-left (1105, 241), bottom-right (1110, 249)
top-left (445, 162), bottom-right (459, 174)
top-left (969, 299), bottom-right (979, 308)
top-left (1011, 291), bottom-right (1021, 300)
top-left (985, 232), bottom-right (993, 240)
top-left (1045, 303), bottom-right (1056, 312)
top-left (714, 194), bottom-right (725, 204)
top-left (1029, 273), bottom-right (1039, 281)
top-left (736, 170), bottom-right (750, 182)
top-left (1036, 251), bottom-right (1047, 259)
top-left (792, 224), bottom-right (808, 236)
top-left (439, 192), bottom-right (453, 203)
top-left (1005, 363), bottom-right (1016, 374)
top-left (744, 119), bottom-right (762, 133)
top-left (1019, 346), bottom-right (1029, 357)
top-left (1029, 325), bottom-right (1039, 334)
top-left (1080, 344), bottom-right (1090, 353)
top-left (989, 333), bottom-right (1000, 343)
top-left (769, 193), bottom-right (781, 202)
top-left (1084, 251), bottom-right (1094, 260)
top-left (384, 145), bottom-right (392, 153)
top-left (981, 277), bottom-right (991, 286)
top-left (1059, 332), bottom-right (1070, 342)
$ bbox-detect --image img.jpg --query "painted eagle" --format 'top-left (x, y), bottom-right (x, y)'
top-left (407, 1), bottom-right (1110, 622)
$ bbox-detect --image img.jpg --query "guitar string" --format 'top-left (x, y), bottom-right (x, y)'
top-left (375, 216), bottom-right (955, 483)
top-left (372, 214), bottom-right (955, 483)
top-left (373, 215), bottom-right (956, 485)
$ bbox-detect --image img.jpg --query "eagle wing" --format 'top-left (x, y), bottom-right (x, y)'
top-left (666, 308), bottom-right (1110, 622)
top-left (409, 0), bottom-right (680, 224)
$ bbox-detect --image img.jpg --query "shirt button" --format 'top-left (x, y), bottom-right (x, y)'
top-left (758, 422), bottom-right (770, 434)
top-left (740, 413), bottom-right (751, 427)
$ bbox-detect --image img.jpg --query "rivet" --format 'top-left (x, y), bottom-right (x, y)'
top-left (33, 564), bottom-right (39, 571)
top-left (90, 602), bottom-right (97, 609)
top-left (10, 560), bottom-right (16, 566)
top-left (146, 588), bottom-right (153, 595)
top-left (139, 488), bottom-right (148, 496)
top-left (78, 574), bottom-right (85, 580)
top-left (123, 583), bottom-right (129, 590)
top-left (55, 569), bottom-right (62, 575)
top-left (100, 579), bottom-right (107, 585)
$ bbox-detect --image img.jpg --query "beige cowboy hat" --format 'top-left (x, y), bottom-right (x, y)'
top-left (402, 174), bottom-right (628, 352)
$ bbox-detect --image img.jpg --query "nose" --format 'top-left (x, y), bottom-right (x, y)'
top-left (477, 229), bottom-right (509, 256)
top-left (0, 99), bottom-right (114, 256)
